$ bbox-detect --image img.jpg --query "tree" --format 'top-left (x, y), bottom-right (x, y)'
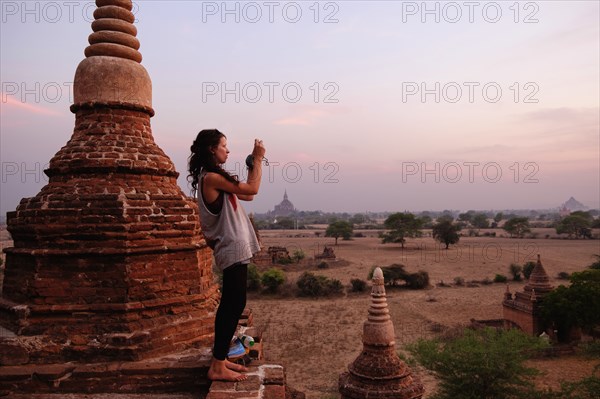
top-left (472, 213), bottom-right (490, 229)
top-left (556, 213), bottom-right (592, 239)
top-left (291, 249), bottom-right (305, 263)
top-left (523, 261), bottom-right (536, 279)
top-left (274, 217), bottom-right (295, 229)
top-left (509, 263), bottom-right (523, 281)
top-left (380, 212), bottom-right (423, 249)
top-left (325, 220), bottom-right (353, 245)
top-left (432, 219), bottom-right (461, 249)
top-left (349, 213), bottom-right (367, 225)
top-left (458, 210), bottom-right (475, 224)
top-left (494, 212), bottom-right (504, 223)
top-left (503, 217), bottom-right (531, 238)
top-left (540, 269), bottom-right (600, 339)
top-left (407, 327), bottom-right (549, 399)
top-left (419, 214), bottom-right (433, 228)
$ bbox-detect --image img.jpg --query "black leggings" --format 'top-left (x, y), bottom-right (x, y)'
top-left (213, 262), bottom-right (248, 361)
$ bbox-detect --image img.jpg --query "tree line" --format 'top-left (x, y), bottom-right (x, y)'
top-left (322, 210), bottom-right (599, 248)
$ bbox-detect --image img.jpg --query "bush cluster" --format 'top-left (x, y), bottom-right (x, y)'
top-left (297, 272), bottom-right (344, 297)
top-left (260, 268), bottom-right (285, 293)
top-left (368, 264), bottom-right (430, 289)
top-left (350, 278), bottom-right (367, 292)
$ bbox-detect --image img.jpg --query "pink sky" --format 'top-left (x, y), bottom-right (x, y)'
top-left (1, 1), bottom-right (598, 215)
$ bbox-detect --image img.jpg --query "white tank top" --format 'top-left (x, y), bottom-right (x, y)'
top-left (197, 169), bottom-right (261, 271)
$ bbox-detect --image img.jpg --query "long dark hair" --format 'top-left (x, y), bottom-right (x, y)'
top-left (188, 129), bottom-right (239, 196)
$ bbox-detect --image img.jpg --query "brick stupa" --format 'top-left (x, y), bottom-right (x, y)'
top-left (339, 267), bottom-right (424, 399)
top-left (503, 254), bottom-right (554, 335)
top-left (0, 0), bottom-right (220, 395)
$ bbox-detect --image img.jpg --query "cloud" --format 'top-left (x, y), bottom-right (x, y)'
top-left (0, 95), bottom-right (62, 117)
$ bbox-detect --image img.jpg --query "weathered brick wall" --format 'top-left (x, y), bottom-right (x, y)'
top-left (1, 106), bottom-right (220, 362)
top-left (502, 306), bottom-right (535, 335)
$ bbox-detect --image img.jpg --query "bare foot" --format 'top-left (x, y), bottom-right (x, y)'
top-left (225, 359), bottom-right (249, 372)
top-left (208, 358), bottom-right (247, 382)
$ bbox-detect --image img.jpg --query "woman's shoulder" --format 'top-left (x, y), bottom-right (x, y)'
top-left (203, 171), bottom-right (222, 183)
top-left (202, 172), bottom-right (229, 194)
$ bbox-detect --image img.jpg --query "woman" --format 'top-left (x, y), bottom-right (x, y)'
top-left (188, 129), bottom-right (265, 382)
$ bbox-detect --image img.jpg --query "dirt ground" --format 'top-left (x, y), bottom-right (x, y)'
top-left (248, 228), bottom-right (600, 398)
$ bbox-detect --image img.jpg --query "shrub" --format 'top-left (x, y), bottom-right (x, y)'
top-left (326, 278), bottom-right (344, 295)
top-left (350, 278), bottom-right (367, 292)
top-left (523, 261), bottom-right (536, 279)
top-left (494, 274), bottom-right (508, 283)
top-left (247, 263), bottom-right (261, 291)
top-left (278, 256), bottom-right (293, 265)
top-left (407, 327), bottom-right (550, 399)
top-left (589, 255), bottom-right (600, 270)
top-left (557, 271), bottom-right (570, 280)
top-left (369, 264), bottom-right (407, 284)
top-left (297, 272), bottom-right (326, 297)
top-left (453, 276), bottom-right (465, 286)
top-left (297, 272), bottom-right (344, 297)
top-left (580, 340), bottom-right (600, 359)
top-left (291, 249), bottom-right (305, 263)
top-left (368, 264), bottom-right (429, 289)
top-left (261, 268), bottom-right (285, 293)
top-left (509, 263), bottom-right (523, 281)
top-left (317, 261), bottom-right (329, 269)
top-left (405, 271), bottom-right (430, 289)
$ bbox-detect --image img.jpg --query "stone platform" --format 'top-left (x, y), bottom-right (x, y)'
top-left (0, 318), bottom-right (298, 399)
top-left (0, 347), bottom-right (213, 397)
top-left (2, 359), bottom-right (294, 399)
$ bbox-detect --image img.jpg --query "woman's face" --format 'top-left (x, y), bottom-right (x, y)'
top-left (212, 136), bottom-right (229, 164)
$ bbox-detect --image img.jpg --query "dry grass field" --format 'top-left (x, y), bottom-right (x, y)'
top-left (1, 226), bottom-right (598, 398)
top-left (248, 228), bottom-right (600, 398)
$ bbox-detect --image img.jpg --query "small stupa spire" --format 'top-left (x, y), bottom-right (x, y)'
top-left (339, 267), bottom-right (424, 399)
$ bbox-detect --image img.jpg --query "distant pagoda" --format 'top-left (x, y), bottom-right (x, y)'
top-left (270, 190), bottom-right (296, 217)
top-left (503, 254), bottom-right (554, 335)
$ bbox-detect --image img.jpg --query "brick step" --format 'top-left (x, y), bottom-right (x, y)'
top-left (0, 348), bottom-right (213, 396)
top-left (206, 363), bottom-right (285, 399)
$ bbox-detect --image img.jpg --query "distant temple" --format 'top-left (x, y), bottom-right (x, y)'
top-left (502, 254), bottom-right (554, 336)
top-left (472, 255), bottom-right (562, 341)
top-left (269, 190), bottom-right (296, 217)
top-left (559, 197), bottom-right (588, 214)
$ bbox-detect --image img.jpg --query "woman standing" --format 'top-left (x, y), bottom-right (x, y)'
top-left (188, 129), bottom-right (265, 382)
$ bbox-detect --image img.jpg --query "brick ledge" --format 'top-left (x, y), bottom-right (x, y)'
top-left (207, 362), bottom-right (285, 399)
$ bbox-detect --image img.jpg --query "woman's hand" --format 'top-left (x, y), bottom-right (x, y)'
top-left (252, 139), bottom-right (266, 160)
